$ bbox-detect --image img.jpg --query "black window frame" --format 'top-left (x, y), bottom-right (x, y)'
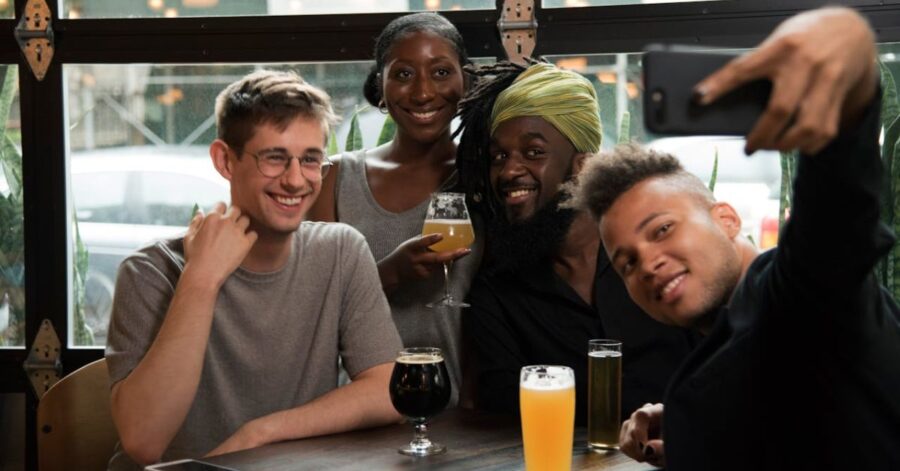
top-left (2, 0), bottom-right (899, 468)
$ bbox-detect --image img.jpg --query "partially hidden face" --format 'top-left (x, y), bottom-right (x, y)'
top-left (226, 116), bottom-right (326, 237)
top-left (381, 30), bottom-right (464, 145)
top-left (599, 177), bottom-right (744, 328)
top-left (489, 116), bottom-right (579, 223)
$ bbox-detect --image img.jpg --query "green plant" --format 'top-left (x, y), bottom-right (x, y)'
top-left (0, 64), bottom-right (93, 346)
top-left (876, 60), bottom-right (900, 298)
top-left (708, 147), bottom-right (719, 192)
top-left (329, 105), bottom-right (396, 155)
top-left (776, 61), bottom-right (900, 301)
top-left (0, 65), bottom-right (24, 346)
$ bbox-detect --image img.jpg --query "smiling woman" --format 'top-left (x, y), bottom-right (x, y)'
top-left (306, 12), bottom-right (483, 408)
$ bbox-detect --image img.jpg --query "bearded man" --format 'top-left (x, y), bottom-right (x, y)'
top-left (456, 62), bottom-right (697, 422)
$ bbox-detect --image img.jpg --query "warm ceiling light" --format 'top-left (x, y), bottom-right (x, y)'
top-left (148, 0), bottom-right (164, 10)
top-left (555, 57), bottom-right (587, 72)
top-left (626, 82), bottom-right (639, 99)
top-left (183, 0), bottom-right (219, 7)
top-left (596, 72), bottom-right (616, 84)
top-left (157, 88), bottom-right (185, 106)
top-left (81, 73), bottom-right (96, 87)
top-left (68, 8), bottom-right (81, 19)
top-left (424, 0), bottom-right (440, 10)
top-left (0, 0), bottom-right (9, 10)
top-left (164, 7), bottom-right (178, 17)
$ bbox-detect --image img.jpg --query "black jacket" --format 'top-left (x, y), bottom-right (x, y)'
top-left (663, 97), bottom-right (900, 470)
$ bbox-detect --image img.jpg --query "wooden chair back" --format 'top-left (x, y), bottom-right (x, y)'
top-left (37, 358), bottom-right (118, 471)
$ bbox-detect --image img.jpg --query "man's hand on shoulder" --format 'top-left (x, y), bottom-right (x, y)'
top-left (184, 202), bottom-right (258, 288)
top-left (695, 7), bottom-right (878, 155)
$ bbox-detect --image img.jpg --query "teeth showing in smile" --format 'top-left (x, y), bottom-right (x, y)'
top-left (274, 195), bottom-right (302, 206)
top-left (507, 189), bottom-right (536, 198)
top-left (660, 274), bottom-right (686, 298)
top-left (411, 110), bottom-right (437, 120)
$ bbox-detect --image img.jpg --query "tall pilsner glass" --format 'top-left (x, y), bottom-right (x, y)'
top-left (520, 365), bottom-right (575, 471)
top-left (422, 192), bottom-right (474, 308)
top-left (588, 339), bottom-right (622, 450)
top-left (389, 347), bottom-right (452, 456)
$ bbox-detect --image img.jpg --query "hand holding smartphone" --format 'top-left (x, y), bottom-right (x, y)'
top-left (643, 45), bottom-right (772, 136)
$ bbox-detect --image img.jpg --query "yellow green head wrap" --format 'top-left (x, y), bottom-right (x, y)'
top-left (490, 62), bottom-right (602, 153)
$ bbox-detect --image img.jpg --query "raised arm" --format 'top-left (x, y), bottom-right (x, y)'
top-left (696, 7), bottom-right (878, 156)
top-left (696, 7), bottom-right (885, 289)
top-left (109, 204), bottom-right (256, 465)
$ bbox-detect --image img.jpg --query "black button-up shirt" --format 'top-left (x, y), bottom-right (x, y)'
top-left (465, 248), bottom-right (698, 424)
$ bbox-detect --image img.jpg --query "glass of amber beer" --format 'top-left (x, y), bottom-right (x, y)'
top-left (422, 192), bottom-right (475, 308)
top-left (587, 339), bottom-right (622, 450)
top-left (389, 347), bottom-right (452, 456)
top-left (519, 365), bottom-right (575, 471)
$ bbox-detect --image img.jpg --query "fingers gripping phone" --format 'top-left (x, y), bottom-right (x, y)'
top-left (643, 45), bottom-right (772, 135)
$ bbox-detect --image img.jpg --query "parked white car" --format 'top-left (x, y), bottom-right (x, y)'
top-left (71, 146), bottom-right (230, 345)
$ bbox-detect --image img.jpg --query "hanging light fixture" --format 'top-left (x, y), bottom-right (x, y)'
top-left (164, 7), bottom-right (178, 17)
top-left (182, 0), bottom-right (219, 7)
top-left (148, 0), bottom-right (164, 11)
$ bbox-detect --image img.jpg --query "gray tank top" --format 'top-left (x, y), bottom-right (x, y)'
top-left (336, 148), bottom-right (482, 407)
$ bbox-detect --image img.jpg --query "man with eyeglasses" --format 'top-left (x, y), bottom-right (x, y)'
top-left (105, 70), bottom-right (403, 470)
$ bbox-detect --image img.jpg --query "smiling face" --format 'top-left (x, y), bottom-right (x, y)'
top-left (489, 116), bottom-right (580, 223)
top-left (216, 116), bottom-right (326, 238)
top-left (599, 177), bottom-right (744, 328)
top-left (380, 30), bottom-right (464, 145)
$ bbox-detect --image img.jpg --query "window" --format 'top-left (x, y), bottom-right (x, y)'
top-left (0, 65), bottom-right (21, 347)
top-left (3, 2), bottom-right (899, 466)
top-left (542, 0), bottom-right (718, 9)
top-left (63, 0), bottom-right (495, 18)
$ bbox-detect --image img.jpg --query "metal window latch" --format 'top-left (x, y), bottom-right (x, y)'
top-left (22, 319), bottom-right (62, 400)
top-left (14, 0), bottom-right (55, 81)
top-left (497, 0), bottom-right (537, 65)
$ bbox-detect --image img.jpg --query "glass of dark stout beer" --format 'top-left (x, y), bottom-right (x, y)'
top-left (389, 347), bottom-right (452, 456)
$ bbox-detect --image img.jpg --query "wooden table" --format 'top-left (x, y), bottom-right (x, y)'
top-left (206, 409), bottom-right (655, 470)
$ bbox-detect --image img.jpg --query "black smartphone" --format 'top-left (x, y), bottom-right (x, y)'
top-left (145, 459), bottom-right (239, 471)
top-left (643, 45), bottom-right (772, 136)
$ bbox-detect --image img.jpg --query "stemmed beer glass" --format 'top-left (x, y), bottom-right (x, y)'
top-left (389, 347), bottom-right (452, 456)
top-left (422, 192), bottom-right (474, 308)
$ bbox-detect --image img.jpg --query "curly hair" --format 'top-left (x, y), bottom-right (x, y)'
top-left (455, 60), bottom-right (530, 224)
top-left (565, 142), bottom-right (713, 219)
top-left (362, 12), bottom-right (470, 108)
top-left (215, 70), bottom-right (339, 151)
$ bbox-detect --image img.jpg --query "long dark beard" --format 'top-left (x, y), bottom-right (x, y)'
top-left (484, 191), bottom-right (577, 275)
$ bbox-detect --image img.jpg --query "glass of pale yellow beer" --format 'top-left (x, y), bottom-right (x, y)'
top-left (587, 339), bottom-right (622, 450)
top-left (519, 365), bottom-right (575, 471)
top-left (422, 192), bottom-right (474, 308)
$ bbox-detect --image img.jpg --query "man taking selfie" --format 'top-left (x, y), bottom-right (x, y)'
top-left (570, 7), bottom-right (900, 470)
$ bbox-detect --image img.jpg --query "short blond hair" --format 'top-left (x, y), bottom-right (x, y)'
top-left (215, 70), bottom-right (339, 150)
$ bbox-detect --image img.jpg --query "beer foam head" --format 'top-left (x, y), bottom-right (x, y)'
top-left (397, 352), bottom-right (443, 364)
top-left (588, 350), bottom-right (622, 358)
top-left (520, 365), bottom-right (575, 390)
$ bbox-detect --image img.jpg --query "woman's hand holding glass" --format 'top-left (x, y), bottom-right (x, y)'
top-left (377, 232), bottom-right (471, 294)
top-left (422, 192), bottom-right (475, 308)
